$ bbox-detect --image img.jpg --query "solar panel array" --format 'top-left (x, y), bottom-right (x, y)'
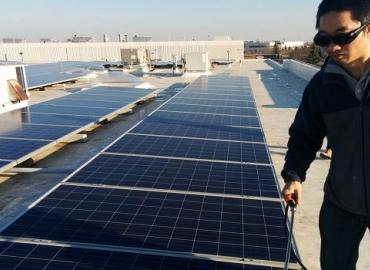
top-left (25, 61), bottom-right (100, 89)
top-left (0, 86), bottom-right (155, 173)
top-left (0, 75), bottom-right (298, 269)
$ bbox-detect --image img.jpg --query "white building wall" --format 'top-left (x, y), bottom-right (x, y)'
top-left (0, 41), bottom-right (244, 64)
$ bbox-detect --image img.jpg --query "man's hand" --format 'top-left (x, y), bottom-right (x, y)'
top-left (282, 181), bottom-right (302, 206)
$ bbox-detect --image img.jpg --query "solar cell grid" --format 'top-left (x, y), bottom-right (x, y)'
top-left (20, 112), bottom-right (96, 127)
top-left (191, 83), bottom-right (249, 89)
top-left (83, 87), bottom-right (153, 96)
top-left (0, 185), bottom-right (294, 262)
top-left (131, 122), bottom-right (263, 143)
top-left (105, 134), bottom-right (270, 164)
top-left (0, 138), bottom-right (50, 160)
top-left (61, 94), bottom-right (143, 103)
top-left (66, 154), bottom-right (280, 198)
top-left (43, 99), bottom-right (122, 109)
top-left (159, 104), bottom-right (258, 117)
top-left (183, 90), bottom-right (251, 96)
top-left (146, 111), bottom-right (260, 127)
top-left (0, 124), bottom-right (77, 140)
top-left (170, 98), bottom-right (255, 108)
top-left (0, 242), bottom-right (283, 270)
top-left (28, 104), bottom-right (113, 117)
top-left (176, 93), bottom-right (253, 101)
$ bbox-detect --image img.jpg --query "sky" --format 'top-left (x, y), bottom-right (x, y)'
top-left (0, 0), bottom-right (322, 42)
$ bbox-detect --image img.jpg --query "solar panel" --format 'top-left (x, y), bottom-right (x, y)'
top-left (170, 98), bottom-right (255, 108)
top-left (130, 122), bottom-right (263, 143)
top-left (25, 61), bottom-right (93, 89)
top-left (131, 121), bottom-right (263, 143)
top-left (177, 93), bottom-right (252, 101)
top-left (0, 138), bottom-right (50, 160)
top-left (159, 103), bottom-right (258, 117)
top-left (0, 124), bottom-right (77, 140)
top-left (81, 86), bottom-right (153, 97)
top-left (61, 94), bottom-right (143, 103)
top-left (0, 241), bottom-right (284, 270)
top-left (43, 98), bottom-right (124, 109)
top-left (27, 104), bottom-right (113, 117)
top-left (0, 86), bottom-right (156, 174)
top-left (66, 154), bottom-right (280, 198)
top-left (0, 74), bottom-right (301, 269)
top-left (105, 134), bottom-right (270, 164)
top-left (0, 185), bottom-right (293, 263)
top-left (145, 111), bottom-right (261, 128)
top-left (20, 112), bottom-right (96, 127)
top-left (183, 90), bottom-right (251, 96)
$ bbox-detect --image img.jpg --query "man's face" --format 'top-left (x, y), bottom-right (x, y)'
top-left (318, 11), bottom-right (370, 65)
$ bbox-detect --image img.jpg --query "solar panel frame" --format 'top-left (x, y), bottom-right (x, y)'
top-left (0, 241), bottom-right (284, 270)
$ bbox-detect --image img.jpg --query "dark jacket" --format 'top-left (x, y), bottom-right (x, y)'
top-left (281, 62), bottom-right (370, 216)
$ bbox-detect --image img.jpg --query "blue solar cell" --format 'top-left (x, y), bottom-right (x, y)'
top-left (0, 242), bottom-right (284, 270)
top-left (132, 122), bottom-right (263, 143)
top-left (43, 98), bottom-right (123, 109)
top-left (0, 138), bottom-right (50, 160)
top-left (106, 134), bottom-right (270, 164)
top-left (0, 124), bottom-right (77, 140)
top-left (0, 160), bottom-right (11, 167)
top-left (150, 111), bottom-right (259, 127)
top-left (82, 86), bottom-right (153, 97)
top-left (27, 104), bottom-right (113, 117)
top-left (67, 154), bottom-right (280, 198)
top-left (0, 185), bottom-right (293, 262)
top-left (159, 103), bottom-right (258, 117)
top-left (176, 93), bottom-right (253, 101)
top-left (183, 87), bottom-right (252, 97)
top-left (131, 111), bottom-right (262, 142)
top-left (20, 112), bottom-right (96, 126)
top-left (170, 97), bottom-right (255, 108)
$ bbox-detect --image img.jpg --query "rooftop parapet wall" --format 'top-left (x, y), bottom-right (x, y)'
top-left (282, 59), bottom-right (319, 81)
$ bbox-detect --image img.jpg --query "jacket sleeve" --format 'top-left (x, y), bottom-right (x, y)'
top-left (281, 77), bottom-right (326, 183)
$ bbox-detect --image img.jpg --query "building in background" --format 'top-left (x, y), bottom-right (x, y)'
top-left (40, 38), bottom-right (58, 43)
top-left (132, 35), bottom-right (152, 42)
top-left (2, 38), bottom-right (26, 44)
top-left (0, 40), bottom-right (243, 63)
top-left (67, 35), bottom-right (92, 43)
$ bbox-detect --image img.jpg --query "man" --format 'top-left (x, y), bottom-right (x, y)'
top-left (281, 0), bottom-right (370, 269)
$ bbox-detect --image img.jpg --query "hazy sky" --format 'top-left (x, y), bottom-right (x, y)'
top-left (1, 0), bottom-right (322, 42)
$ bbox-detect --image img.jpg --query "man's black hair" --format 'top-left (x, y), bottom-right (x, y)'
top-left (316, 0), bottom-right (370, 28)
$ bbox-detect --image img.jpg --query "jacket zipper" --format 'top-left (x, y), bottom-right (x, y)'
top-left (360, 104), bottom-right (370, 215)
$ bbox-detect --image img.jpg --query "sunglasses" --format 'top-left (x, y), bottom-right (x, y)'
top-left (313, 23), bottom-right (368, 47)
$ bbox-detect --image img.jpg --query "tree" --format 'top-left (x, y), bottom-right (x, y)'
top-left (306, 43), bottom-right (321, 65)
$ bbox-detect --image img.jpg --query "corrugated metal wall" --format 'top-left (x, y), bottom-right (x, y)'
top-left (0, 41), bottom-right (244, 64)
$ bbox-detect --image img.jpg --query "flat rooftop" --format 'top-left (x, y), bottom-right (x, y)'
top-left (0, 61), bottom-right (368, 270)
